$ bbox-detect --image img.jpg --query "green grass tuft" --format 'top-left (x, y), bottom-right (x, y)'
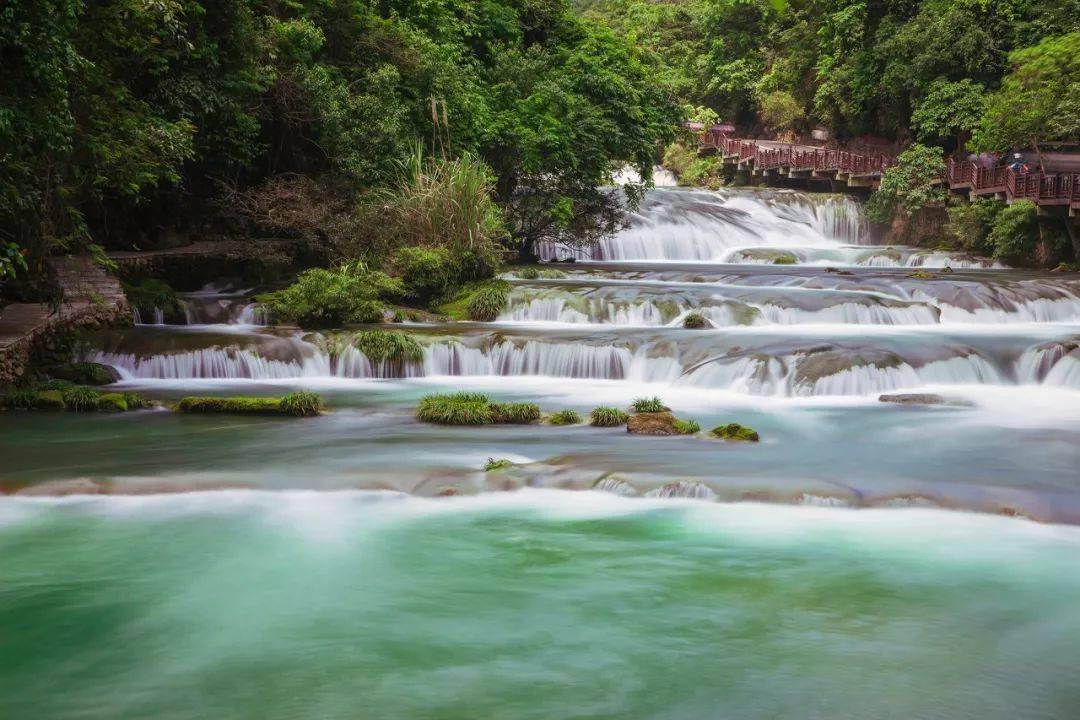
top-left (673, 418), bottom-right (700, 435)
top-left (279, 391), bottom-right (323, 417)
top-left (416, 392), bottom-right (493, 425)
top-left (352, 330), bottom-right (424, 365)
top-left (489, 401), bottom-right (541, 424)
top-left (547, 409), bottom-right (582, 425)
top-left (631, 396), bottom-right (670, 413)
top-left (467, 280), bottom-right (510, 321)
top-left (62, 386), bottom-right (102, 412)
top-left (589, 406), bottom-right (629, 427)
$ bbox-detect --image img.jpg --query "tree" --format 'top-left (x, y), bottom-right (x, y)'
top-left (911, 78), bottom-right (985, 146)
top-left (865, 144), bottom-right (946, 224)
top-left (757, 90), bottom-right (803, 137)
top-left (973, 32), bottom-right (1080, 153)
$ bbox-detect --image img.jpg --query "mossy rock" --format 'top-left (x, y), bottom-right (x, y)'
top-left (710, 423), bottom-right (760, 442)
top-left (907, 270), bottom-right (935, 279)
top-left (95, 393), bottom-right (129, 412)
top-left (176, 392), bottom-right (322, 417)
top-left (45, 362), bottom-right (120, 386)
top-left (36, 390), bottom-right (66, 410)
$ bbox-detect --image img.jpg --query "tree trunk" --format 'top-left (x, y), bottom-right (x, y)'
top-left (1065, 218), bottom-right (1080, 262)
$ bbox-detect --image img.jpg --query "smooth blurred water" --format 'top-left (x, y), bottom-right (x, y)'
top-left (2, 491), bottom-right (1080, 720)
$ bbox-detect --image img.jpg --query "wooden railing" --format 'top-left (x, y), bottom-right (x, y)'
top-left (703, 134), bottom-right (895, 176)
top-left (947, 158), bottom-right (1080, 207)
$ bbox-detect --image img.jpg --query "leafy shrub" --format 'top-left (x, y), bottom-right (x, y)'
top-left (988, 200), bottom-right (1039, 264)
top-left (547, 409), bottom-right (582, 425)
top-left (515, 267), bottom-right (540, 279)
top-left (62, 386), bottom-right (102, 412)
top-left (631, 397), bottom-right (670, 413)
top-left (590, 406), bottom-right (629, 426)
top-left (395, 246), bottom-right (456, 303)
top-left (489, 402), bottom-right (541, 424)
top-left (682, 312), bottom-right (710, 329)
top-left (945, 198), bottom-right (1004, 255)
top-left (467, 280), bottom-right (510, 321)
top-left (710, 423), bottom-right (760, 442)
top-left (265, 264), bottom-right (400, 329)
top-left (865, 144), bottom-right (946, 223)
top-left (484, 458), bottom-right (514, 471)
top-left (352, 330), bottom-right (424, 366)
top-left (279, 391), bottom-right (323, 417)
top-left (416, 392), bottom-right (493, 425)
top-left (672, 418), bottom-right (700, 435)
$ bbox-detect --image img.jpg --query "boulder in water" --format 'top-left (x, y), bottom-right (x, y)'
top-left (710, 423), bottom-right (760, 442)
top-left (45, 362), bottom-right (120, 386)
top-left (824, 266), bottom-right (855, 276)
top-left (627, 411), bottom-right (680, 435)
top-left (878, 393), bottom-right (973, 407)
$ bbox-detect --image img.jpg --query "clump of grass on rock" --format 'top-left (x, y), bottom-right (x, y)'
top-left (466, 280), bottom-right (511, 321)
top-left (416, 392), bottom-right (493, 425)
top-left (62, 386), bottom-right (102, 412)
top-left (590, 406), bottom-right (629, 427)
top-left (547, 409), bottom-right (582, 425)
top-left (489, 402), bottom-right (541, 424)
top-left (352, 330), bottom-right (424, 365)
top-left (710, 423), bottom-right (760, 442)
top-left (631, 396), bottom-right (670, 413)
top-left (279, 391), bottom-right (323, 417)
top-left (673, 418), bottom-right (700, 435)
top-left (682, 312), bottom-right (710, 329)
top-left (484, 458), bottom-right (514, 472)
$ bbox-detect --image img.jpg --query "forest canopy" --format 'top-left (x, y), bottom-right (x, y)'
top-left (0, 0), bottom-right (678, 280)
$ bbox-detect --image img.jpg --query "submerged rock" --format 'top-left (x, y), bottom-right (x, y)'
top-left (645, 481), bottom-right (715, 500)
top-left (592, 475), bottom-right (637, 496)
top-left (710, 423), bottom-right (760, 442)
top-left (878, 393), bottom-right (974, 407)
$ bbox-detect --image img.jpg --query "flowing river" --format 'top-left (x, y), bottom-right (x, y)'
top-left (3, 187), bottom-right (1080, 718)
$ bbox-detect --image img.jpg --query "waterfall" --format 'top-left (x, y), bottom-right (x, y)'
top-left (535, 188), bottom-right (863, 262)
top-left (1017, 343), bottom-right (1080, 387)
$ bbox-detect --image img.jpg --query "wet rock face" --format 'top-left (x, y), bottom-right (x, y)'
top-left (878, 393), bottom-right (974, 407)
top-left (793, 348), bottom-right (903, 385)
top-left (626, 412), bottom-right (680, 436)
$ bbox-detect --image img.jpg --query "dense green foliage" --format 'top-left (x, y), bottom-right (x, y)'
top-left (945, 199), bottom-right (1006, 256)
top-left (865, 145), bottom-right (946, 223)
top-left (987, 201), bottom-right (1040, 264)
top-left (1, 0), bottom-right (678, 293)
top-left (581, 0), bottom-right (1079, 144)
top-left (264, 264), bottom-right (401, 328)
